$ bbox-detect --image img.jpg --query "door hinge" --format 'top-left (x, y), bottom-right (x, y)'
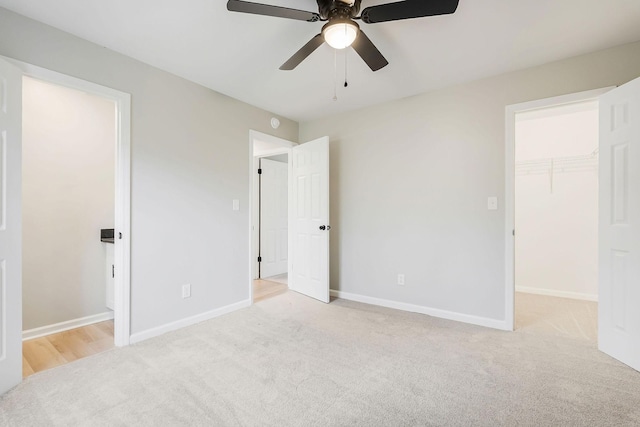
top-left (512, 229), bottom-right (515, 236)
top-left (112, 264), bottom-right (115, 278)
top-left (258, 168), bottom-right (262, 174)
top-left (257, 256), bottom-right (262, 263)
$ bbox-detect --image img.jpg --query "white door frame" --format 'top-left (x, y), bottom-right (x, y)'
top-left (3, 56), bottom-right (132, 346)
top-left (248, 130), bottom-right (296, 302)
top-left (504, 87), bottom-right (613, 331)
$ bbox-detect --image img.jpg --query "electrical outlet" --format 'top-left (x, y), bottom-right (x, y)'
top-left (182, 283), bottom-right (191, 299)
top-left (397, 274), bottom-right (405, 286)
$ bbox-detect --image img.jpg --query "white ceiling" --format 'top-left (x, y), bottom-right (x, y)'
top-left (1, 0), bottom-right (640, 122)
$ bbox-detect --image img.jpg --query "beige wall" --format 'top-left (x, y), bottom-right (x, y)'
top-left (0, 8), bottom-right (298, 335)
top-left (300, 41), bottom-right (640, 323)
top-left (22, 76), bottom-right (115, 330)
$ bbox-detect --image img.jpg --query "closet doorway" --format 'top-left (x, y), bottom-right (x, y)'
top-left (510, 92), bottom-right (605, 341)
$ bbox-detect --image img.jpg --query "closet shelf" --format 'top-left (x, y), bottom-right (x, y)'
top-left (515, 149), bottom-right (598, 193)
top-left (516, 149), bottom-right (598, 176)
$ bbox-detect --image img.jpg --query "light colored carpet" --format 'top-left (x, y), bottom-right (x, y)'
top-left (1, 291), bottom-right (640, 426)
top-left (515, 291), bottom-right (598, 342)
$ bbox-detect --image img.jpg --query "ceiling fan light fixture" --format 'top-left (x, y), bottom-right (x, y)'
top-left (322, 20), bottom-right (359, 49)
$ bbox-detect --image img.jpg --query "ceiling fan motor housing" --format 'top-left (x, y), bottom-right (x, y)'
top-left (317, 0), bottom-right (361, 20)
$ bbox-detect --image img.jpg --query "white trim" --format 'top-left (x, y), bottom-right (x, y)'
top-left (516, 286), bottom-right (598, 302)
top-left (22, 312), bottom-right (114, 341)
top-left (3, 56), bottom-right (131, 103)
top-left (504, 87), bottom-right (613, 331)
top-left (3, 55), bottom-right (133, 347)
top-left (251, 129), bottom-right (297, 156)
top-left (330, 290), bottom-right (510, 331)
top-left (129, 299), bottom-right (251, 344)
top-left (248, 130), bottom-right (296, 302)
top-left (113, 90), bottom-right (132, 347)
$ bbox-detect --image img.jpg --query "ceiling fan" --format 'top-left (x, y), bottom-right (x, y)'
top-left (227, 0), bottom-right (459, 72)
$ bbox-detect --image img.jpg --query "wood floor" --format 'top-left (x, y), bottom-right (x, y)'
top-left (22, 320), bottom-right (114, 378)
top-left (253, 279), bottom-right (288, 303)
top-left (262, 273), bottom-right (288, 286)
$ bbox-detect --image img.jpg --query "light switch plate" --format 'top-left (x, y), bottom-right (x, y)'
top-left (232, 199), bottom-right (240, 211)
top-left (487, 196), bottom-right (498, 210)
top-left (182, 283), bottom-right (191, 299)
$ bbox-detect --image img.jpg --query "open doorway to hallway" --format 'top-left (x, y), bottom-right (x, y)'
top-left (249, 131), bottom-right (330, 305)
top-left (514, 99), bottom-right (599, 342)
top-left (250, 131), bottom-right (295, 303)
top-left (254, 154), bottom-right (289, 302)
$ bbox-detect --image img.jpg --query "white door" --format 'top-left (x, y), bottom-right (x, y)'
top-left (290, 137), bottom-right (330, 303)
top-left (260, 158), bottom-right (288, 278)
top-left (0, 58), bottom-right (23, 394)
top-left (598, 76), bottom-right (640, 371)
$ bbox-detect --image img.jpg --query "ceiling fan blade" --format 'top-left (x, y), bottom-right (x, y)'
top-left (351, 30), bottom-right (388, 71)
top-left (280, 34), bottom-right (325, 70)
top-left (361, 0), bottom-right (459, 24)
top-left (227, 0), bottom-right (320, 22)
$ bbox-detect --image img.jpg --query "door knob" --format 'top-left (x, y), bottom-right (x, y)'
top-left (319, 225), bottom-right (326, 230)
top-left (319, 225), bottom-right (331, 231)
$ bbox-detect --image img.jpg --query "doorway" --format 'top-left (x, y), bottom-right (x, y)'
top-left (20, 76), bottom-right (119, 376)
top-left (3, 57), bottom-right (132, 350)
top-left (505, 87), bottom-right (612, 335)
top-left (255, 154), bottom-right (289, 302)
top-left (514, 100), bottom-right (599, 340)
top-left (250, 131), bottom-right (296, 303)
top-left (249, 131), bottom-right (331, 305)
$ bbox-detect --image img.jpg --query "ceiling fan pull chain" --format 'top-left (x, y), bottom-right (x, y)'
top-left (344, 49), bottom-right (349, 88)
top-left (333, 48), bottom-right (338, 101)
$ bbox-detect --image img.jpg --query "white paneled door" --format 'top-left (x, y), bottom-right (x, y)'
top-left (290, 137), bottom-right (330, 303)
top-left (260, 158), bottom-right (288, 278)
top-left (0, 57), bottom-right (22, 394)
top-left (598, 76), bottom-right (640, 371)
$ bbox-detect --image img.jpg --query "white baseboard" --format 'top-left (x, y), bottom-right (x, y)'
top-left (129, 299), bottom-right (252, 344)
top-left (516, 286), bottom-right (598, 302)
top-left (23, 311), bottom-right (114, 341)
top-left (330, 290), bottom-right (510, 331)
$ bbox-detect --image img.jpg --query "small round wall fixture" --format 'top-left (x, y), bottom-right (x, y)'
top-left (270, 117), bottom-right (280, 129)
